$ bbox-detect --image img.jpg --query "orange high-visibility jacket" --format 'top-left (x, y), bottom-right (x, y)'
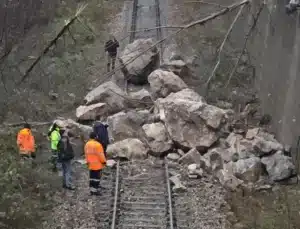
top-left (84, 139), bottom-right (106, 170)
top-left (17, 128), bottom-right (35, 153)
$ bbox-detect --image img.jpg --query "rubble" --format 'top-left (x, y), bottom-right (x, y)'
top-left (148, 69), bottom-right (188, 98)
top-left (142, 122), bottom-right (173, 156)
top-left (119, 38), bottom-right (159, 84)
top-left (169, 175), bottom-right (187, 192)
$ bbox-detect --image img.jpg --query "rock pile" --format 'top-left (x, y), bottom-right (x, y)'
top-left (59, 39), bottom-right (296, 190)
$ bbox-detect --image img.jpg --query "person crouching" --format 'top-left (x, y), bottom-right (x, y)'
top-left (84, 132), bottom-right (106, 195)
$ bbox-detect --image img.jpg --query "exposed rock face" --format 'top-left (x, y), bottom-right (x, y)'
top-left (106, 138), bottom-right (149, 160)
top-left (83, 81), bottom-right (126, 112)
top-left (156, 89), bottom-right (227, 150)
top-left (119, 39), bottom-right (159, 85)
top-left (233, 157), bottom-right (262, 182)
top-left (261, 151), bottom-right (295, 181)
top-left (178, 148), bottom-right (201, 165)
top-left (148, 69), bottom-right (187, 98)
top-left (107, 110), bottom-right (152, 142)
top-left (142, 122), bottom-right (173, 156)
top-left (128, 89), bottom-right (153, 108)
top-left (76, 103), bottom-right (107, 121)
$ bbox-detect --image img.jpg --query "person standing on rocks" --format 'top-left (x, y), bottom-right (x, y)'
top-left (17, 123), bottom-right (36, 160)
top-left (84, 132), bottom-right (107, 195)
top-left (57, 129), bottom-right (75, 190)
top-left (105, 35), bottom-right (119, 72)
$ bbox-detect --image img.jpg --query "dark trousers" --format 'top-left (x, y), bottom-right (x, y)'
top-left (107, 53), bottom-right (117, 72)
top-left (89, 170), bottom-right (101, 193)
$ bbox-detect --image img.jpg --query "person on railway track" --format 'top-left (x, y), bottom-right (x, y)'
top-left (17, 123), bottom-right (36, 161)
top-left (84, 132), bottom-right (107, 196)
top-left (105, 35), bottom-right (119, 72)
top-left (57, 128), bottom-right (75, 190)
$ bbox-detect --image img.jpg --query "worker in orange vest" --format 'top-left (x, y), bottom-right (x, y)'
top-left (84, 132), bottom-right (107, 195)
top-left (17, 123), bottom-right (36, 159)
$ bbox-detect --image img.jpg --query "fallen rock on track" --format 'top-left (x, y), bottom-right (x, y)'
top-left (148, 69), bottom-right (188, 98)
top-left (142, 122), bottom-right (173, 156)
top-left (107, 110), bottom-right (157, 142)
top-left (107, 138), bottom-right (149, 160)
top-left (119, 38), bottom-right (159, 85)
top-left (156, 88), bottom-right (227, 151)
top-left (261, 151), bottom-right (295, 181)
top-left (83, 81), bottom-right (126, 111)
top-left (76, 103), bottom-right (107, 121)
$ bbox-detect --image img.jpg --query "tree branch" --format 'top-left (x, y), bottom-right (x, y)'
top-left (17, 3), bottom-right (88, 85)
top-left (183, 1), bottom-right (227, 8)
top-left (225, 3), bottom-right (264, 87)
top-left (205, 3), bottom-right (246, 87)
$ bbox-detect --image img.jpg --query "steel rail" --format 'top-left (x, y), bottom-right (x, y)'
top-left (164, 158), bottom-right (174, 229)
top-left (111, 160), bottom-right (120, 229)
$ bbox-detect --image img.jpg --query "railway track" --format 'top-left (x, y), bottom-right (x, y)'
top-left (129, 0), bottom-right (163, 42)
top-left (96, 159), bottom-right (175, 229)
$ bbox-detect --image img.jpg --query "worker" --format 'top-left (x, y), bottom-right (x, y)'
top-left (17, 123), bottom-right (36, 159)
top-left (105, 35), bottom-right (119, 72)
top-left (93, 122), bottom-right (109, 157)
top-left (57, 129), bottom-right (75, 190)
top-left (286, 0), bottom-right (300, 14)
top-left (84, 132), bottom-right (107, 195)
top-left (48, 123), bottom-right (61, 172)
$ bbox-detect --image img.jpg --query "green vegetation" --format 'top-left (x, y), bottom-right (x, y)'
top-left (0, 132), bottom-right (57, 229)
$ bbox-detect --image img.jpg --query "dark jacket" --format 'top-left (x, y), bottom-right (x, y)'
top-left (57, 135), bottom-right (74, 162)
top-left (93, 122), bottom-right (109, 153)
top-left (105, 39), bottom-right (119, 56)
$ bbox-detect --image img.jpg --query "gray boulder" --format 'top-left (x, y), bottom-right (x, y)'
top-left (119, 39), bottom-right (159, 85)
top-left (178, 148), bottom-right (201, 165)
top-left (107, 110), bottom-right (152, 142)
top-left (155, 89), bottom-right (226, 150)
top-left (84, 82), bottom-right (126, 112)
top-left (233, 157), bottom-right (262, 182)
top-left (207, 147), bottom-right (235, 163)
top-left (261, 151), bottom-right (295, 181)
top-left (148, 69), bottom-right (188, 98)
top-left (76, 103), bottom-right (107, 121)
top-left (142, 122), bottom-right (173, 156)
top-left (128, 89), bottom-right (153, 108)
top-left (106, 138), bottom-right (149, 160)
top-left (216, 168), bottom-right (243, 191)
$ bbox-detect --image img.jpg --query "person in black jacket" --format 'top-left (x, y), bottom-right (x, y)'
top-left (57, 129), bottom-right (75, 190)
top-left (105, 35), bottom-right (119, 72)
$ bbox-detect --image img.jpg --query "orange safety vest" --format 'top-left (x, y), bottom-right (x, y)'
top-left (84, 139), bottom-right (106, 170)
top-left (17, 128), bottom-right (35, 154)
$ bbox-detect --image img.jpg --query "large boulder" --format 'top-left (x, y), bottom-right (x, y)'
top-left (84, 81), bottom-right (126, 113)
top-left (178, 148), bottom-right (201, 165)
top-left (107, 110), bottom-right (156, 142)
top-left (233, 157), bottom-right (262, 182)
top-left (261, 151), bottom-right (295, 181)
top-left (148, 69), bottom-right (188, 98)
top-left (76, 103), bottom-right (107, 121)
top-left (106, 138), bottom-right (149, 160)
top-left (156, 88), bottom-right (227, 151)
top-left (142, 122), bottom-right (173, 156)
top-left (207, 147), bottom-right (235, 163)
top-left (128, 89), bottom-right (153, 108)
top-left (119, 39), bottom-right (159, 85)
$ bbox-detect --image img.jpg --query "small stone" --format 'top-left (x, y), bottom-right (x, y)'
top-left (177, 149), bottom-right (185, 156)
top-left (167, 153), bottom-right (180, 161)
top-left (169, 175), bottom-right (187, 192)
top-left (106, 159), bottom-right (117, 168)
